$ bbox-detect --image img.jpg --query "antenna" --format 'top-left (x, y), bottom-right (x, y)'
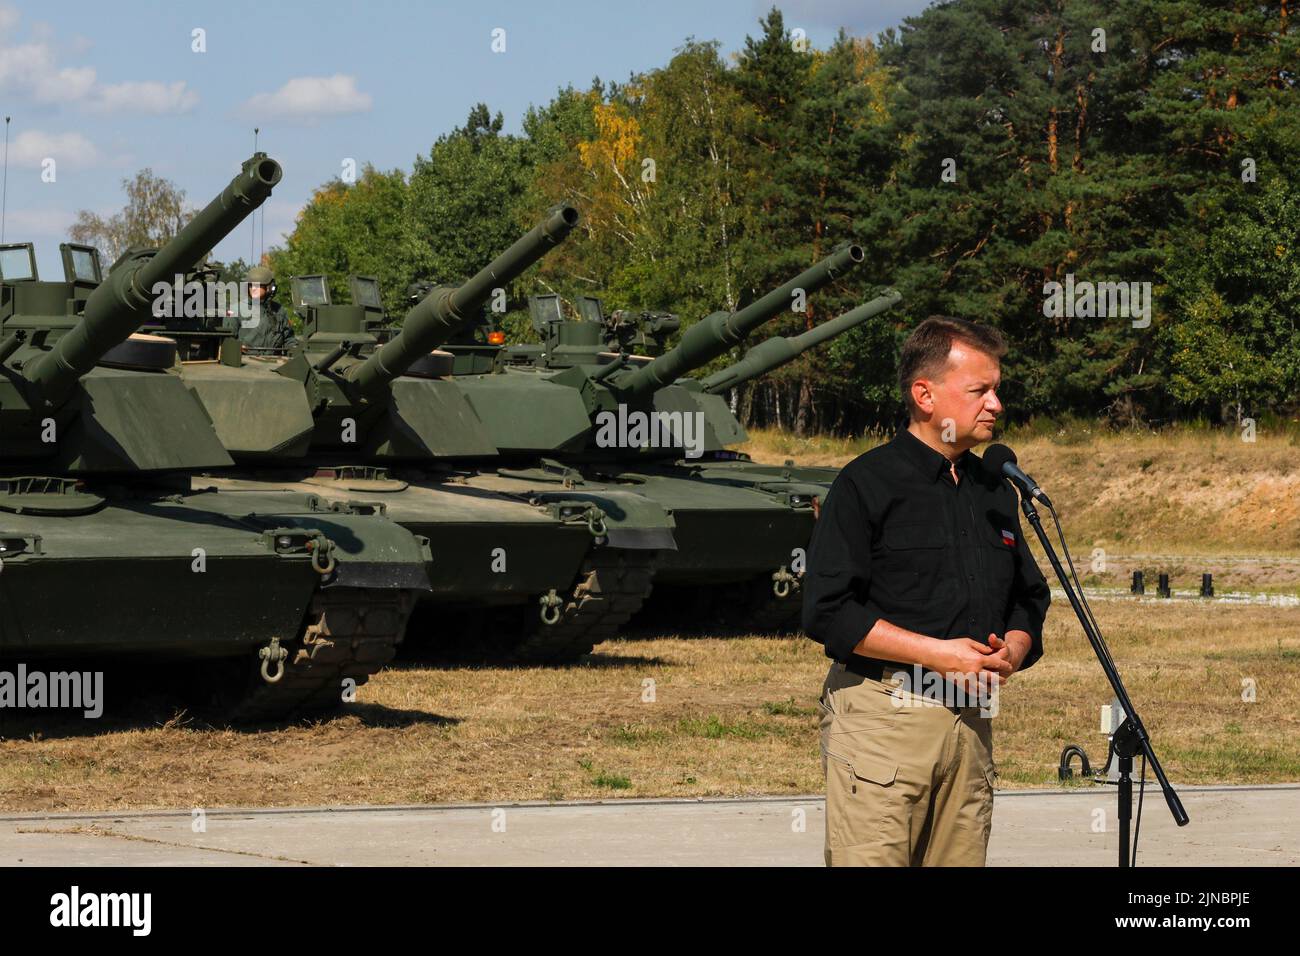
top-left (259, 141), bottom-right (265, 261)
top-left (251, 127), bottom-right (259, 263)
top-left (1, 116), bottom-right (10, 244)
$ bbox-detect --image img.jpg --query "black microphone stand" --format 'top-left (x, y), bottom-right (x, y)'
top-left (1016, 492), bottom-right (1189, 866)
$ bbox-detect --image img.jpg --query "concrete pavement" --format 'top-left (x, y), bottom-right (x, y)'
top-left (2, 784), bottom-right (1296, 866)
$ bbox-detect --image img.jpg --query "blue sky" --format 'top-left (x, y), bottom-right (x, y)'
top-left (0, 0), bottom-right (933, 276)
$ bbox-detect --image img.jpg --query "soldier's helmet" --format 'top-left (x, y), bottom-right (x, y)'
top-left (247, 264), bottom-right (276, 299)
top-left (406, 280), bottom-right (434, 304)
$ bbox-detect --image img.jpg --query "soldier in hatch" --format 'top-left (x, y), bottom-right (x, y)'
top-left (239, 265), bottom-right (297, 352)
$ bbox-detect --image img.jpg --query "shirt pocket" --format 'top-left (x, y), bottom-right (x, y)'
top-left (983, 523), bottom-right (1017, 613)
top-left (879, 521), bottom-right (951, 603)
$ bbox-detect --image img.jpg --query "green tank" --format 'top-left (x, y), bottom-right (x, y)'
top-left (438, 243), bottom-right (888, 633)
top-left (620, 290), bottom-right (900, 628)
top-left (0, 154), bottom-right (431, 722)
top-left (602, 288), bottom-right (901, 491)
top-left (144, 205), bottom-right (675, 664)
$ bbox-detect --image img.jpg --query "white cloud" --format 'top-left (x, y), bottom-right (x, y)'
top-left (88, 80), bottom-right (199, 114)
top-left (240, 75), bottom-right (372, 124)
top-left (0, 5), bottom-right (197, 113)
top-left (0, 37), bottom-right (95, 103)
top-left (8, 129), bottom-right (100, 168)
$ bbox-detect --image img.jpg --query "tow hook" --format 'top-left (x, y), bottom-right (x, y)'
top-left (259, 637), bottom-right (288, 683)
top-left (548, 501), bottom-right (608, 542)
top-left (264, 529), bottom-right (338, 577)
top-left (772, 566), bottom-right (798, 599)
top-left (539, 589), bottom-right (563, 625)
top-left (308, 538), bottom-right (337, 575)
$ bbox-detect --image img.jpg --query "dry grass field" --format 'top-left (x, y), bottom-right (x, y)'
top-left (1, 594), bottom-right (1295, 812)
top-left (0, 423), bottom-right (1296, 813)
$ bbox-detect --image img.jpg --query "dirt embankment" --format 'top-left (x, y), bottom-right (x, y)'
top-left (740, 427), bottom-right (1300, 558)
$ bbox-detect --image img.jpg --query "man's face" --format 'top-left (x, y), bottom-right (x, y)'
top-left (250, 283), bottom-right (268, 301)
top-left (914, 343), bottom-right (1003, 448)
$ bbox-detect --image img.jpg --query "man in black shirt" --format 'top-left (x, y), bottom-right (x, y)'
top-left (803, 315), bottom-right (1050, 866)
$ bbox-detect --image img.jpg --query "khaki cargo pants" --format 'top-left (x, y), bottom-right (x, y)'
top-left (820, 661), bottom-right (996, 866)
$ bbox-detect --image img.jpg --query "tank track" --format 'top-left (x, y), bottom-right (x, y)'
top-left (419, 549), bottom-right (657, 666)
top-left (724, 573), bottom-right (804, 634)
top-left (631, 571), bottom-right (804, 636)
top-left (225, 587), bottom-right (415, 723)
top-left (510, 549), bottom-right (657, 664)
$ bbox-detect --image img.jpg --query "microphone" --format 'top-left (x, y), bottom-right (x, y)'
top-left (982, 443), bottom-right (1053, 509)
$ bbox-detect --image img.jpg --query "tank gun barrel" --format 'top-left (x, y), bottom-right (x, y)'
top-left (349, 203), bottom-right (579, 394)
top-left (700, 289), bottom-right (901, 394)
top-left (616, 242), bottom-right (864, 398)
top-left (25, 153), bottom-right (281, 399)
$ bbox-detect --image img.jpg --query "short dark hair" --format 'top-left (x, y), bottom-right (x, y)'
top-left (898, 316), bottom-right (1008, 417)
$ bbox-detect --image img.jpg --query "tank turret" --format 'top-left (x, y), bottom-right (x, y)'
top-left (25, 153), bottom-right (281, 402)
top-left (348, 204), bottom-right (578, 395)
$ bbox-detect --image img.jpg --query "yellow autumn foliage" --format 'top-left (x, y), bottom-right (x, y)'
top-left (577, 101), bottom-right (644, 176)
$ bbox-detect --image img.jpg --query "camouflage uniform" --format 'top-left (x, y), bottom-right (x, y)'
top-left (238, 265), bottom-right (297, 352)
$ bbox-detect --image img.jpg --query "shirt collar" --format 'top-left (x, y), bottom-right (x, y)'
top-left (893, 426), bottom-right (975, 483)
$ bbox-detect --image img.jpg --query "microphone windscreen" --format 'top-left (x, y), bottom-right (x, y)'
top-left (981, 442), bottom-right (1017, 477)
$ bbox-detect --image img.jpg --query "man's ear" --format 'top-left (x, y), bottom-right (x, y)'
top-left (911, 378), bottom-right (933, 415)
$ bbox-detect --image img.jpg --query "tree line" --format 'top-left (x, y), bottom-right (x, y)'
top-left (76, 2), bottom-right (1300, 433)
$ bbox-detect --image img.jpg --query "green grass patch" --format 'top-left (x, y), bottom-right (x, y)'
top-left (762, 698), bottom-right (818, 718)
top-left (611, 723), bottom-right (671, 745)
top-left (577, 758), bottom-right (632, 790)
top-left (676, 714), bottom-right (767, 740)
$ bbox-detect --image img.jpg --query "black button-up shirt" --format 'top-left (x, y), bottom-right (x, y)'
top-left (802, 427), bottom-right (1050, 671)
